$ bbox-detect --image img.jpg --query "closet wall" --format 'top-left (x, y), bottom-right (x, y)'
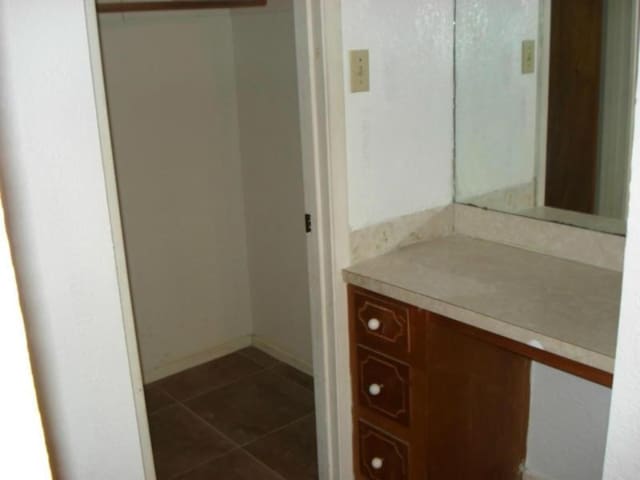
top-left (98, 0), bottom-right (310, 382)
top-left (232, 3), bottom-right (312, 372)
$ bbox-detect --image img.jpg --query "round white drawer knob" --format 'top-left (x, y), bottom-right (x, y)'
top-left (368, 383), bottom-right (382, 396)
top-left (371, 457), bottom-right (384, 470)
top-left (367, 318), bottom-right (381, 331)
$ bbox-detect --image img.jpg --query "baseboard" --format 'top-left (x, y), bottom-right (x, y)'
top-left (143, 335), bottom-right (252, 384)
top-left (143, 334), bottom-right (313, 383)
top-left (251, 335), bottom-right (314, 375)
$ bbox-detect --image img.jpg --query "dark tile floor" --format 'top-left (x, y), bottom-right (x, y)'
top-left (145, 348), bottom-right (318, 480)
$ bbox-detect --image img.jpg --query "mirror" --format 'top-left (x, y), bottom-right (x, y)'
top-left (454, 0), bottom-right (638, 235)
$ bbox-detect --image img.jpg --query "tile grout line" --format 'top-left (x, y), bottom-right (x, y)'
top-left (164, 406), bottom-right (313, 480)
top-left (149, 399), bottom-right (243, 480)
top-left (162, 403), bottom-right (246, 480)
top-left (154, 350), bottom-right (282, 404)
top-left (268, 364), bottom-right (315, 393)
top-left (157, 358), bottom-right (315, 448)
top-left (149, 353), bottom-right (269, 395)
top-left (147, 349), bottom-right (268, 390)
top-left (174, 367), bottom-right (269, 403)
top-left (167, 446), bottom-right (244, 480)
top-left (236, 348), bottom-right (315, 392)
top-left (154, 367), bottom-right (267, 403)
top-left (145, 350), bottom-right (315, 480)
top-left (239, 412), bottom-right (316, 449)
top-left (176, 402), bottom-right (242, 449)
top-left (165, 410), bottom-right (316, 480)
top-left (148, 350), bottom-right (312, 403)
top-left (235, 347), bottom-right (281, 367)
top-left (241, 448), bottom-right (289, 480)
top-left (154, 386), bottom-right (185, 408)
top-left (159, 360), bottom-right (312, 406)
top-left (169, 445), bottom-right (288, 480)
top-left (176, 387), bottom-right (314, 452)
top-left (171, 388), bottom-right (314, 478)
top-left (147, 402), bottom-right (178, 417)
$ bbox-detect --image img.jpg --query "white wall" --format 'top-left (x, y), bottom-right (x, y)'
top-left (0, 2), bottom-right (148, 478)
top-left (232, 0), bottom-right (313, 369)
top-left (98, 10), bottom-right (254, 380)
top-left (526, 364), bottom-right (612, 480)
top-left (0, 197), bottom-right (51, 479)
top-left (342, 0), bottom-right (454, 230)
top-left (603, 39), bottom-right (640, 478)
top-left (455, 0), bottom-right (539, 203)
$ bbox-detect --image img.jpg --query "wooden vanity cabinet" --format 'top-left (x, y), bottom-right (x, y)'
top-left (349, 285), bottom-right (530, 480)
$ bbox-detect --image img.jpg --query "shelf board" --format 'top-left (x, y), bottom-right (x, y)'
top-left (96, 0), bottom-right (267, 13)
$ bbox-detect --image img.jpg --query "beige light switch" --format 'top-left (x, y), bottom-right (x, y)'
top-left (522, 40), bottom-right (535, 74)
top-left (350, 49), bottom-right (369, 93)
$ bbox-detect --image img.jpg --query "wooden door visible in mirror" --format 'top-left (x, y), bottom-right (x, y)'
top-left (545, 0), bottom-right (603, 214)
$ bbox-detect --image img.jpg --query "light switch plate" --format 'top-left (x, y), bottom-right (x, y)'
top-left (522, 40), bottom-right (535, 74)
top-left (350, 49), bottom-right (369, 93)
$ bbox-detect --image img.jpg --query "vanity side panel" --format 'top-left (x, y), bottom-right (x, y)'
top-left (425, 312), bottom-right (531, 480)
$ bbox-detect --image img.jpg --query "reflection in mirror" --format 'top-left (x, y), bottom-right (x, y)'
top-left (454, 0), bottom-right (638, 235)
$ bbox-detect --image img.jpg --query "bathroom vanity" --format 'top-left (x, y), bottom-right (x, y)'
top-left (345, 235), bottom-right (620, 479)
top-left (342, 0), bottom-right (634, 477)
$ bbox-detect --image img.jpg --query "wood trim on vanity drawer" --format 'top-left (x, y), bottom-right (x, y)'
top-left (428, 313), bottom-right (613, 387)
top-left (357, 346), bottom-right (411, 426)
top-left (349, 285), bottom-right (427, 479)
top-left (356, 420), bottom-right (410, 480)
top-left (350, 286), bottom-right (426, 364)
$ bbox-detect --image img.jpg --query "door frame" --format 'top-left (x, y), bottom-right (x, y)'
top-left (293, 1), bottom-right (352, 478)
top-left (535, 0), bottom-right (639, 213)
top-left (86, 0), bottom-right (353, 478)
top-left (535, 0), bottom-right (551, 207)
top-left (84, 2), bottom-right (156, 478)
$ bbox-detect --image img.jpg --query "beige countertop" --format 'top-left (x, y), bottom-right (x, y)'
top-left (343, 235), bottom-right (622, 373)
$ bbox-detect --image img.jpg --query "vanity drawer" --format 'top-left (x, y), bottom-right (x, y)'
top-left (353, 288), bottom-right (412, 359)
top-left (357, 347), bottom-right (411, 426)
top-left (358, 421), bottom-right (409, 480)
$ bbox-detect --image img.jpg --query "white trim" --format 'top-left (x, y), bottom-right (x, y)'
top-left (252, 336), bottom-right (314, 375)
top-left (294, 1), bottom-right (352, 479)
top-left (596, 0), bottom-right (637, 219)
top-left (317, 2), bottom-right (352, 477)
top-left (535, 0), bottom-right (551, 207)
top-left (143, 336), bottom-right (252, 384)
top-left (83, 2), bottom-right (156, 478)
top-left (144, 333), bottom-right (317, 384)
top-left (603, 5), bottom-right (640, 476)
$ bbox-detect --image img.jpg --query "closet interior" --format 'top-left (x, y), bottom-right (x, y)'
top-left (96, 1), bottom-right (317, 478)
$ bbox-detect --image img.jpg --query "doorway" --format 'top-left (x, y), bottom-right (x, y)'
top-left (543, 0), bottom-right (635, 218)
top-left (95, 1), bottom-right (320, 478)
